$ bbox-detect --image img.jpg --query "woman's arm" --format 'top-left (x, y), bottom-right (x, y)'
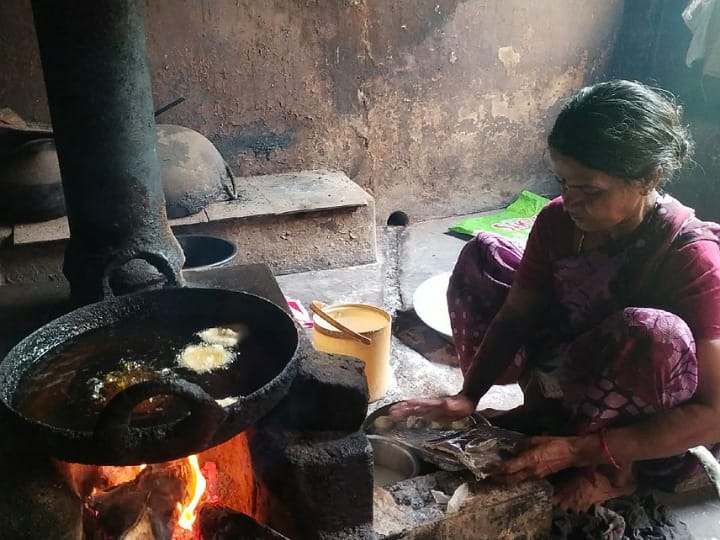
top-left (587, 241), bottom-right (720, 464)
top-left (498, 339), bottom-right (720, 482)
top-left (391, 203), bottom-right (562, 422)
top-left (390, 284), bottom-right (544, 421)
top-left (460, 285), bottom-right (545, 403)
top-left (585, 339), bottom-right (720, 465)
top-left (499, 238), bottom-right (720, 482)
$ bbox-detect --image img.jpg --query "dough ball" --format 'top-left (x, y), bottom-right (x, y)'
top-left (406, 416), bottom-right (427, 429)
top-left (451, 418), bottom-right (471, 430)
top-left (373, 416), bottom-right (394, 431)
top-left (178, 344), bottom-right (234, 373)
top-left (197, 324), bottom-right (249, 348)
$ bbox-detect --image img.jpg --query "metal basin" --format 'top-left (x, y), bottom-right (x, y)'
top-left (369, 435), bottom-right (421, 486)
top-left (176, 234), bottom-right (237, 271)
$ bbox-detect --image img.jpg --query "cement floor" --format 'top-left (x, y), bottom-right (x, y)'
top-left (276, 217), bottom-right (720, 539)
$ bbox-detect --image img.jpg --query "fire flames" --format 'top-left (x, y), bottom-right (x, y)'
top-left (57, 433), bottom-right (261, 539)
top-left (98, 456), bottom-right (209, 533)
top-left (177, 454), bottom-right (207, 530)
top-left (60, 454), bottom-right (210, 538)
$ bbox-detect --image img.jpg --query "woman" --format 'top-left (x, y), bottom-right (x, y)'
top-left (391, 80), bottom-right (720, 511)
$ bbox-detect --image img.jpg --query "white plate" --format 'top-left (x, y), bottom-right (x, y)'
top-left (412, 272), bottom-right (453, 340)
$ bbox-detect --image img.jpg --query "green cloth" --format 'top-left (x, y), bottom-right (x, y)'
top-left (449, 190), bottom-right (550, 241)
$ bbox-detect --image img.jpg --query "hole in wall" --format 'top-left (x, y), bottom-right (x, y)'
top-left (387, 211), bottom-right (410, 227)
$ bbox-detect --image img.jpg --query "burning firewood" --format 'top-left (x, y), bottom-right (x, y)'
top-left (83, 464), bottom-right (187, 539)
top-left (199, 506), bottom-right (289, 540)
top-left (120, 507), bottom-right (155, 540)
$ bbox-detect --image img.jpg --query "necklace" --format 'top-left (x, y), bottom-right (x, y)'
top-left (576, 231), bottom-right (585, 255)
top-left (574, 195), bottom-right (659, 256)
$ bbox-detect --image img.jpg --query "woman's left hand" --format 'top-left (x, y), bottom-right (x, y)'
top-left (492, 436), bottom-right (583, 484)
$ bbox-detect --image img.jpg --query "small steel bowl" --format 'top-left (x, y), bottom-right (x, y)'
top-left (369, 435), bottom-right (421, 486)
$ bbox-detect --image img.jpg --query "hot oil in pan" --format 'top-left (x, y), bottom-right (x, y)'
top-left (13, 321), bottom-right (274, 432)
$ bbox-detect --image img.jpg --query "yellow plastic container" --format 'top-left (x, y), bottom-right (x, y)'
top-left (312, 303), bottom-right (392, 402)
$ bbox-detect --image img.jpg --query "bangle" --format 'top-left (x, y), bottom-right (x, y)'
top-left (599, 428), bottom-right (621, 470)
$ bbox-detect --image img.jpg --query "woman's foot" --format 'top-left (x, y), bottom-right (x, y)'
top-left (552, 465), bottom-right (637, 512)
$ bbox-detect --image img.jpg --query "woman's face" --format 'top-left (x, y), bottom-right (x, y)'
top-left (549, 149), bottom-right (649, 234)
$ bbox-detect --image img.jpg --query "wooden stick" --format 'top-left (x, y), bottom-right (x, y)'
top-left (310, 301), bottom-right (372, 345)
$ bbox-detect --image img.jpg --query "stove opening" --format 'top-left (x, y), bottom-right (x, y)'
top-left (56, 432), bottom-right (289, 539)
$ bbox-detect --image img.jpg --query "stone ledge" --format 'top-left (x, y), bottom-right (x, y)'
top-left (12, 170), bottom-right (372, 246)
top-left (1, 172), bottom-right (377, 285)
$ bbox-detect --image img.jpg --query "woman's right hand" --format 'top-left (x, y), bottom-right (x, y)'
top-left (388, 394), bottom-right (477, 422)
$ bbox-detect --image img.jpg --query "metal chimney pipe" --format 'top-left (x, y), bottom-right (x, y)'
top-left (30, 0), bottom-right (184, 303)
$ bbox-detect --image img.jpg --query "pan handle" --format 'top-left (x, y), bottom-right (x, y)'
top-left (93, 378), bottom-right (226, 458)
top-left (101, 249), bottom-right (184, 298)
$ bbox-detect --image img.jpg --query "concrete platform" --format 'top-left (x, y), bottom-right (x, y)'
top-left (0, 171), bottom-right (377, 285)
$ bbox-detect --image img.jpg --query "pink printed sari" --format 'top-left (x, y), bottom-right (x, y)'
top-left (447, 195), bottom-right (720, 487)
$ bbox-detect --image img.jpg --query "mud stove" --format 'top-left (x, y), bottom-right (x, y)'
top-left (0, 2), bottom-right (374, 538)
top-left (0, 265), bottom-right (375, 540)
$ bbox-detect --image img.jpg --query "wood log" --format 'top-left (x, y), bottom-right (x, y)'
top-left (84, 464), bottom-right (186, 539)
top-left (199, 505), bottom-right (289, 540)
top-left (121, 507), bottom-right (156, 540)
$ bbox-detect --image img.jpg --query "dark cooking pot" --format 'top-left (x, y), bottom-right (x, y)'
top-left (0, 138), bottom-right (66, 223)
top-left (176, 234), bottom-right (237, 272)
top-left (0, 285), bottom-right (299, 465)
